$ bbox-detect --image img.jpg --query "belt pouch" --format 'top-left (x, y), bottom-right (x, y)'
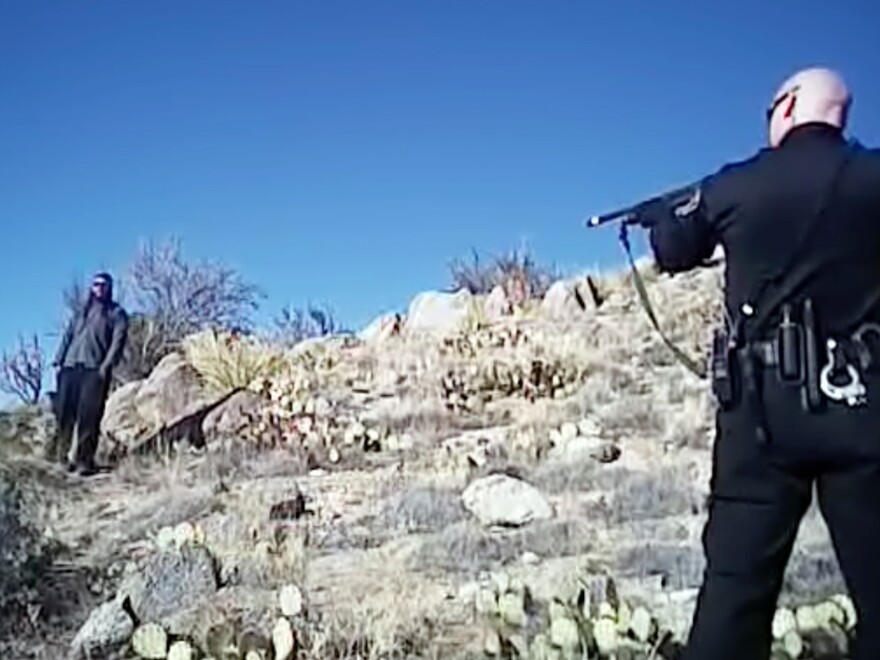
top-left (777, 303), bottom-right (805, 383)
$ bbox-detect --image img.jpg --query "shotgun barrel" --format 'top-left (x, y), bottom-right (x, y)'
top-left (585, 183), bottom-right (700, 228)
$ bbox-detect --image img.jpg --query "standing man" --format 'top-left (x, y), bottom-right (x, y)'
top-left (637, 67), bottom-right (880, 659)
top-left (50, 271), bottom-right (129, 476)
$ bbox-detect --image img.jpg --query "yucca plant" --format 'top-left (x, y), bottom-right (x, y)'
top-left (182, 328), bottom-right (284, 394)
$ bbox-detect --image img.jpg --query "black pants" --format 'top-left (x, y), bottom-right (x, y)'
top-left (684, 363), bottom-right (880, 659)
top-left (53, 365), bottom-right (110, 469)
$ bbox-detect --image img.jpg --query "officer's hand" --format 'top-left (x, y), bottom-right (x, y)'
top-left (98, 364), bottom-right (109, 381)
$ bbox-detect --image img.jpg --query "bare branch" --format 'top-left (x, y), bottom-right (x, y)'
top-left (0, 334), bottom-right (44, 405)
top-left (122, 236), bottom-right (264, 375)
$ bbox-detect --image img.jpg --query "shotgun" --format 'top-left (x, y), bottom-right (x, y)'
top-left (584, 183), bottom-right (701, 229)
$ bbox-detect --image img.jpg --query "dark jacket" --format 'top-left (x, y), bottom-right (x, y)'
top-left (648, 123), bottom-right (880, 342)
top-left (54, 299), bottom-right (129, 373)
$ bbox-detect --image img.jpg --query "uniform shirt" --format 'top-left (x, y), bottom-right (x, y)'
top-left (648, 122), bottom-right (880, 342)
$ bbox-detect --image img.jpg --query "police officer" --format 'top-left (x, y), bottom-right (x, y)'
top-left (639, 67), bottom-right (880, 659)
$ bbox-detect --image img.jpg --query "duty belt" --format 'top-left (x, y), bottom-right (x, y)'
top-left (743, 320), bottom-right (880, 409)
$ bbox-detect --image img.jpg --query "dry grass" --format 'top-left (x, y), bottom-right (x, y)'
top-left (377, 486), bottom-right (467, 534)
top-left (605, 466), bottom-right (705, 524)
top-left (526, 458), bottom-right (631, 495)
top-left (615, 543), bottom-right (706, 590)
top-left (411, 518), bottom-right (593, 576)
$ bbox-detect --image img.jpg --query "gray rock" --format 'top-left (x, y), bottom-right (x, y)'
top-left (404, 289), bottom-right (474, 335)
top-left (201, 389), bottom-right (264, 442)
top-left (69, 599), bottom-right (135, 659)
top-left (118, 545), bottom-right (218, 625)
top-left (540, 279), bottom-right (592, 320)
top-left (461, 474), bottom-right (554, 527)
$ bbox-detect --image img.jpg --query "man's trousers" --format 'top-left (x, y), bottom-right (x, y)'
top-left (683, 362), bottom-right (880, 659)
top-left (50, 365), bottom-right (110, 471)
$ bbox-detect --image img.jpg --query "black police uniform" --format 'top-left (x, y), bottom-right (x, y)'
top-left (645, 122), bottom-right (880, 660)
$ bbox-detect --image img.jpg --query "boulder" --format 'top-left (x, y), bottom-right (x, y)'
top-left (201, 389), bottom-right (264, 442)
top-left (539, 277), bottom-right (601, 320)
top-left (484, 285), bottom-right (512, 321)
top-left (461, 474), bottom-right (554, 527)
top-left (358, 313), bottom-right (403, 343)
top-left (118, 545), bottom-right (219, 626)
top-left (404, 289), bottom-right (474, 335)
top-left (133, 353), bottom-right (211, 430)
top-left (102, 353), bottom-right (234, 456)
top-left (69, 599), bottom-right (135, 659)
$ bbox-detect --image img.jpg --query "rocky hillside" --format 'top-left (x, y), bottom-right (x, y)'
top-left (0, 259), bottom-right (853, 659)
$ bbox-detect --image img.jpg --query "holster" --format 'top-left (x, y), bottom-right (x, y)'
top-left (710, 327), bottom-right (739, 409)
top-left (798, 299), bottom-right (825, 412)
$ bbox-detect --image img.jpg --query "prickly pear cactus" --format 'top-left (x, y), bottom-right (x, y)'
top-left (475, 570), bottom-right (858, 660)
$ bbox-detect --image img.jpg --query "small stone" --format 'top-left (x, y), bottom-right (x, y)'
top-left (279, 584), bottom-right (304, 617)
top-left (328, 447), bottom-right (340, 463)
top-left (245, 651), bottom-right (262, 660)
top-left (272, 617), bottom-right (295, 660)
top-left (132, 623), bottom-right (167, 659)
top-left (168, 640), bottom-right (195, 660)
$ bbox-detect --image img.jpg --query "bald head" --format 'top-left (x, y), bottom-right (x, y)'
top-left (767, 67), bottom-right (851, 147)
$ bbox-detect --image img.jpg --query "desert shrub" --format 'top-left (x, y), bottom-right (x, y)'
top-left (271, 302), bottom-right (347, 347)
top-left (378, 486), bottom-right (466, 534)
top-left (0, 334), bottom-right (44, 405)
top-left (0, 468), bottom-right (57, 632)
top-left (123, 237), bottom-right (264, 379)
top-left (182, 328), bottom-right (283, 394)
top-left (448, 246), bottom-right (558, 299)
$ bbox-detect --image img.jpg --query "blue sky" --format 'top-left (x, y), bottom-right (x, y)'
top-left (2, 0), bottom-right (879, 402)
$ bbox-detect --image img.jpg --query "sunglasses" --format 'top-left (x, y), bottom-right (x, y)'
top-left (92, 280), bottom-right (109, 288)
